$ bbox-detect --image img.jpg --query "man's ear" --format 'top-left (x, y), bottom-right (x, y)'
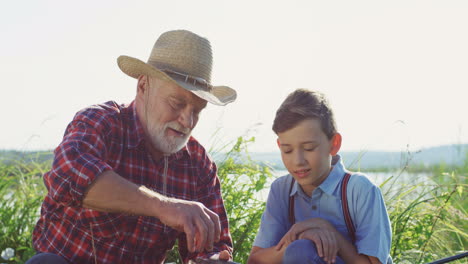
top-left (330, 133), bottom-right (342, 156)
top-left (136, 75), bottom-right (148, 95)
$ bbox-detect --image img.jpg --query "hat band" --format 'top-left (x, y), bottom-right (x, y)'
top-left (162, 69), bottom-right (213, 92)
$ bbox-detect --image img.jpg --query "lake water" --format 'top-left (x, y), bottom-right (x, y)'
top-left (255, 170), bottom-right (432, 202)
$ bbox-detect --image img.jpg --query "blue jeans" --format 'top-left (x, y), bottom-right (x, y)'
top-left (282, 239), bottom-right (327, 264)
top-left (25, 252), bottom-right (69, 264)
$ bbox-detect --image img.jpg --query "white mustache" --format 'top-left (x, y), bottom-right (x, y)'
top-left (166, 122), bottom-right (191, 135)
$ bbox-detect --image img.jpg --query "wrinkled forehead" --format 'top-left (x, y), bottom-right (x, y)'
top-left (149, 75), bottom-right (208, 109)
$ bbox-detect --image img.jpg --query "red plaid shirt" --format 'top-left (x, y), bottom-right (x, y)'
top-left (32, 101), bottom-right (233, 264)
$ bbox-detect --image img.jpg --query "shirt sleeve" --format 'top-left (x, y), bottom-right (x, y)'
top-left (178, 149), bottom-right (233, 263)
top-left (252, 177), bottom-right (290, 249)
top-left (43, 111), bottom-right (113, 207)
top-left (349, 175), bottom-right (392, 264)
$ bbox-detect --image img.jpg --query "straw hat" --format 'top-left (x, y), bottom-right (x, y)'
top-left (117, 30), bottom-right (237, 106)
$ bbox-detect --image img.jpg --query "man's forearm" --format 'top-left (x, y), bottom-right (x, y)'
top-left (82, 170), bottom-right (224, 253)
top-left (83, 170), bottom-right (161, 217)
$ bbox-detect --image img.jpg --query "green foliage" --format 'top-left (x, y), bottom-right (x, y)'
top-left (215, 137), bottom-right (272, 263)
top-left (0, 161), bottom-right (48, 263)
top-left (381, 153), bottom-right (468, 264)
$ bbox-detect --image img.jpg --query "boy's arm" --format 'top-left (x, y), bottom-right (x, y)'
top-left (348, 176), bottom-right (392, 263)
top-left (299, 228), bottom-right (381, 264)
top-left (248, 177), bottom-right (291, 264)
top-left (275, 217), bottom-right (334, 250)
top-left (247, 245), bottom-right (285, 264)
top-left (249, 219), bottom-right (340, 264)
top-left (248, 224), bottom-right (381, 264)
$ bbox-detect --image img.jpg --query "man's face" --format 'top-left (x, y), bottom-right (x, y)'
top-left (137, 75), bottom-right (207, 154)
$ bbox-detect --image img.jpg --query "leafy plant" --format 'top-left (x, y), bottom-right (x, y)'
top-left (378, 151), bottom-right (467, 264)
top-left (0, 161), bottom-right (47, 263)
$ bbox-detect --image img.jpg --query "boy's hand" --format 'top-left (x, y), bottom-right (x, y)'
top-left (275, 217), bottom-right (333, 250)
top-left (299, 228), bottom-right (338, 264)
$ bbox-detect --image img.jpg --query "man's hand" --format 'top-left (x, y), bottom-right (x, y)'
top-left (156, 196), bottom-right (221, 253)
top-left (191, 250), bottom-right (238, 263)
top-left (211, 250), bottom-right (231, 261)
top-left (299, 228), bottom-right (339, 264)
top-left (275, 217), bottom-right (333, 251)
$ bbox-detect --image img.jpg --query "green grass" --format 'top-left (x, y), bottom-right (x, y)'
top-left (0, 138), bottom-right (466, 263)
top-left (0, 160), bottom-right (48, 263)
top-left (356, 149), bottom-right (468, 264)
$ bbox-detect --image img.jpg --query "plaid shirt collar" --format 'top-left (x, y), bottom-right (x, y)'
top-left (126, 101), bottom-right (192, 159)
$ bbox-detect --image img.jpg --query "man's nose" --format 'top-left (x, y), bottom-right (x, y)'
top-left (179, 109), bottom-right (194, 129)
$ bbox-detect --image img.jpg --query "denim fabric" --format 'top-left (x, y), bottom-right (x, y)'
top-left (282, 239), bottom-right (327, 264)
top-left (25, 252), bottom-right (69, 264)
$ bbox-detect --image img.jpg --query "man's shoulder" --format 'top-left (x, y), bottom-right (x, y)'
top-left (76, 101), bottom-right (123, 117)
top-left (73, 101), bottom-right (128, 126)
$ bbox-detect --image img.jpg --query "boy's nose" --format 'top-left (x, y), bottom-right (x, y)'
top-left (293, 151), bottom-right (306, 166)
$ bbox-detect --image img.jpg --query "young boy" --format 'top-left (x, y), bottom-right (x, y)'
top-left (247, 89), bottom-right (392, 264)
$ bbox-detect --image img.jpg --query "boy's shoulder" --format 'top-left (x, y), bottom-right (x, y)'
top-left (269, 174), bottom-right (295, 198)
top-left (347, 171), bottom-right (380, 192)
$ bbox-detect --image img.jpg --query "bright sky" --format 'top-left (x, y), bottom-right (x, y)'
top-left (1, 0), bottom-right (467, 153)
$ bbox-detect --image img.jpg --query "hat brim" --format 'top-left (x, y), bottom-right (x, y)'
top-left (117, 55), bottom-right (236, 106)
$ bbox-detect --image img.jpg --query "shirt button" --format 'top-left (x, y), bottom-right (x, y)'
top-left (143, 227), bottom-right (148, 231)
top-left (312, 205), bottom-right (317, 210)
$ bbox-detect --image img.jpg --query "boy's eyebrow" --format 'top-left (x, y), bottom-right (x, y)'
top-left (280, 140), bottom-right (318, 146)
top-left (302, 141), bottom-right (319, 145)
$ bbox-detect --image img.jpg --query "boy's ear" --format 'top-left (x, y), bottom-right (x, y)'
top-left (276, 138), bottom-right (281, 148)
top-left (330, 133), bottom-right (342, 156)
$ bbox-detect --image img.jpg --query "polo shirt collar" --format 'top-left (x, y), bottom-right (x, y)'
top-left (289, 155), bottom-right (345, 197)
top-left (318, 155), bottom-right (346, 196)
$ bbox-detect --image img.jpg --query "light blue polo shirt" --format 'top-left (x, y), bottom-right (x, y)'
top-left (253, 155), bottom-right (392, 264)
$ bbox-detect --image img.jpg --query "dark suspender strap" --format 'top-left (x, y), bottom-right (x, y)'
top-left (341, 172), bottom-right (356, 243)
top-left (288, 177), bottom-right (296, 225)
top-left (287, 172), bottom-right (356, 244)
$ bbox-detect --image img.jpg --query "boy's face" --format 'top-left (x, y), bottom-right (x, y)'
top-left (277, 118), bottom-right (341, 196)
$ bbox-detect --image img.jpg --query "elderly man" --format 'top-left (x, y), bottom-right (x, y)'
top-left (28, 30), bottom-right (237, 264)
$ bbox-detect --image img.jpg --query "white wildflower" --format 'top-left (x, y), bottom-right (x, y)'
top-left (1, 248), bottom-right (14, 260)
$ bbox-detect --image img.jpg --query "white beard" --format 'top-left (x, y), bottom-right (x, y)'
top-left (148, 121), bottom-right (191, 154)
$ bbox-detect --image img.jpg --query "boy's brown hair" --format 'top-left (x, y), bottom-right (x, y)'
top-left (272, 89), bottom-right (337, 139)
